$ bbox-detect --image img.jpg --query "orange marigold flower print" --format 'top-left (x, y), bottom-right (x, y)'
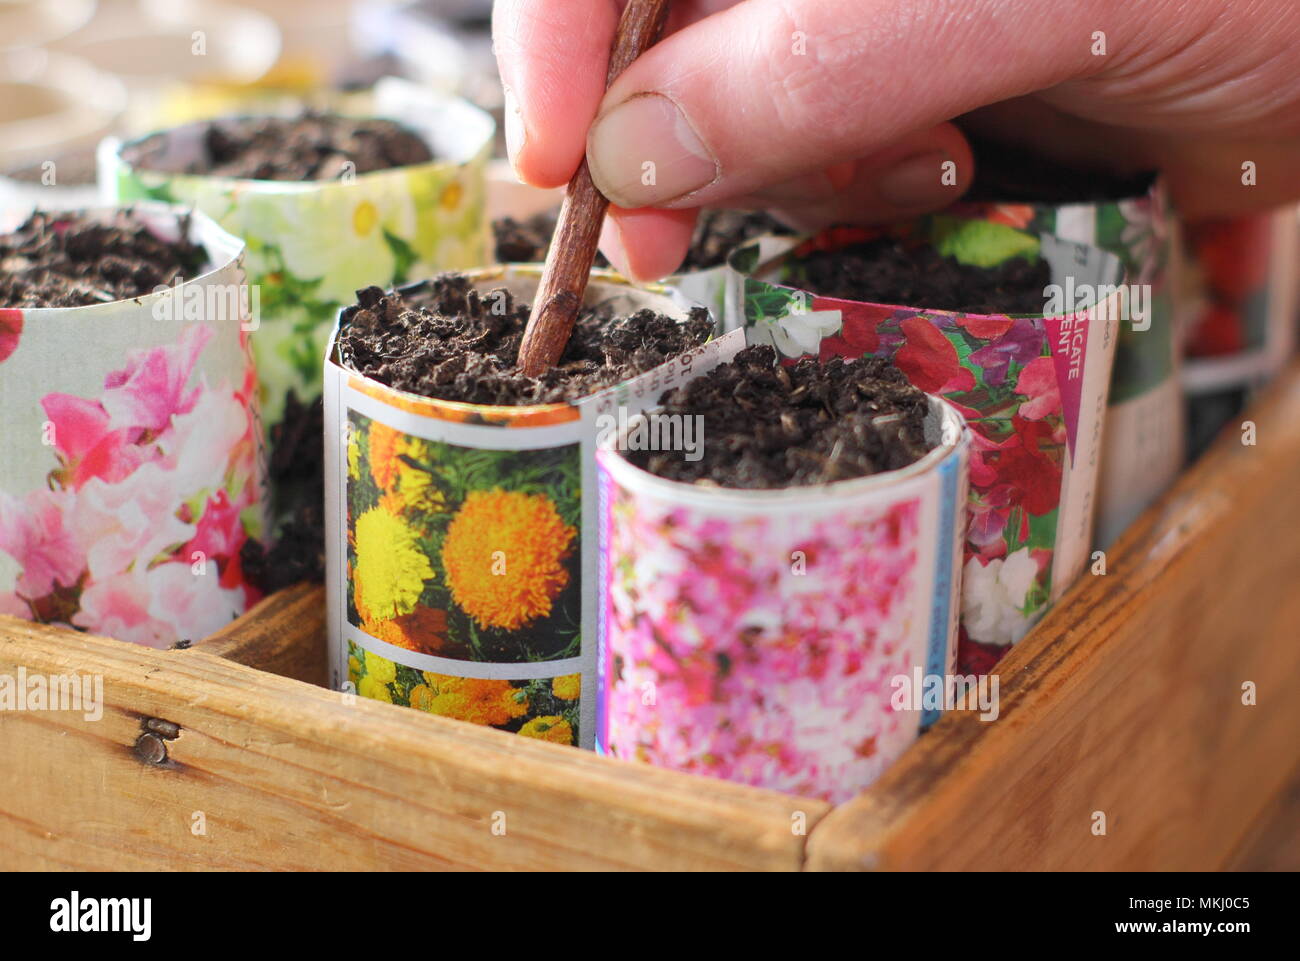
top-left (424, 676), bottom-right (528, 727)
top-left (441, 489), bottom-right (576, 631)
top-left (368, 420), bottom-right (404, 489)
top-left (363, 605), bottom-right (449, 654)
top-left (519, 716), bottom-right (574, 745)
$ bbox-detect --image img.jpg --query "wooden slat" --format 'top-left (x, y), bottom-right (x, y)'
top-left (196, 581), bottom-right (327, 686)
top-left (806, 363), bottom-right (1300, 871)
top-left (0, 617), bottom-right (828, 871)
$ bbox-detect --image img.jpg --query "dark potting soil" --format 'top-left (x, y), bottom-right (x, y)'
top-left (789, 235), bottom-right (1051, 314)
top-left (630, 344), bottom-right (934, 489)
top-left (122, 112), bottom-right (434, 181)
top-left (0, 209), bottom-right (206, 309)
top-left (492, 209), bottom-right (607, 266)
top-left (338, 272), bottom-right (713, 406)
top-left (240, 391), bottom-right (327, 593)
top-left (492, 208), bottom-right (790, 270)
top-left (962, 133), bottom-right (1157, 204)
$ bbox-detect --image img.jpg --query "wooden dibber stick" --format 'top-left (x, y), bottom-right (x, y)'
top-left (515, 0), bottom-right (673, 378)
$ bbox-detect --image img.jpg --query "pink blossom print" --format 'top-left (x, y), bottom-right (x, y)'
top-left (0, 323), bottom-right (263, 647)
top-left (602, 481), bottom-right (927, 804)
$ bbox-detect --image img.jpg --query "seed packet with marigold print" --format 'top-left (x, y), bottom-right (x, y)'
top-left (323, 265), bottom-right (744, 748)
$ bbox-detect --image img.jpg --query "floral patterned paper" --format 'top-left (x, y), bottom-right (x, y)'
top-left (953, 186), bottom-right (1184, 552)
top-left (596, 400), bottom-right (968, 803)
top-left (102, 83), bottom-right (494, 439)
top-left (727, 224), bottom-right (1121, 668)
top-left (324, 267), bottom-right (741, 750)
top-left (0, 207), bottom-right (265, 646)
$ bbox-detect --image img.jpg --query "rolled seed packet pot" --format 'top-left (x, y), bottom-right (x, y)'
top-left (725, 221), bottom-right (1124, 675)
top-left (0, 203), bottom-right (267, 646)
top-left (99, 78), bottom-right (494, 454)
top-left (951, 171), bottom-right (1182, 548)
top-left (1178, 209), bottom-right (1299, 458)
top-left (323, 265), bottom-right (745, 749)
top-left (595, 348), bottom-right (971, 803)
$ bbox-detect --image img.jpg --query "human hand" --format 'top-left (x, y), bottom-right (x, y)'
top-left (493, 0), bottom-right (1300, 280)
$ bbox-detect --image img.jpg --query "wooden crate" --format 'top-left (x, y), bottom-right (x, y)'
top-left (4, 366), bottom-right (1300, 872)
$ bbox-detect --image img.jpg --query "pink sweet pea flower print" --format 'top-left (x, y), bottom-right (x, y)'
top-left (73, 569), bottom-right (176, 648)
top-left (145, 562), bottom-right (245, 643)
top-left (39, 393), bottom-right (153, 489)
top-left (1014, 355), bottom-right (1063, 421)
top-left (71, 463), bottom-right (196, 581)
top-left (0, 489), bottom-right (84, 599)
top-left (101, 323), bottom-right (212, 434)
top-left (3, 319), bottom-right (261, 645)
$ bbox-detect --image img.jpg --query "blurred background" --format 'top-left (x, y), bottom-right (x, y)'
top-left (0, 0), bottom-right (508, 216)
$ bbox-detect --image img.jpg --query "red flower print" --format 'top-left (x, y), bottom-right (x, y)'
top-left (957, 313), bottom-right (1015, 340)
top-left (816, 302), bottom-right (884, 360)
top-left (895, 315), bottom-right (975, 394)
top-left (996, 417), bottom-right (1063, 516)
top-left (1014, 355), bottom-right (1062, 420)
top-left (0, 309), bottom-right (21, 363)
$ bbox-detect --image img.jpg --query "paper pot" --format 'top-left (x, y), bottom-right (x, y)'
top-left (596, 395), bottom-right (970, 803)
top-left (725, 224), bottom-right (1123, 674)
top-left (1180, 209), bottom-right (1299, 394)
top-left (100, 78), bottom-right (494, 441)
top-left (952, 180), bottom-right (1184, 547)
top-left (0, 203), bottom-right (267, 647)
top-left (324, 266), bottom-right (745, 749)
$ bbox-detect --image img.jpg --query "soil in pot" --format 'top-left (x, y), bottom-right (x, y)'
top-left (121, 111), bottom-right (435, 181)
top-left (0, 209), bottom-right (206, 308)
top-left (787, 234), bottom-right (1052, 314)
top-left (960, 132), bottom-right (1157, 204)
top-left (241, 390), bottom-right (327, 594)
top-left (338, 272), bottom-right (714, 406)
top-left (630, 344), bottom-right (934, 488)
top-left (493, 208), bottom-right (791, 271)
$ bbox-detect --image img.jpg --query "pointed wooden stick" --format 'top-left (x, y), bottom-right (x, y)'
top-left (516, 0), bottom-right (673, 378)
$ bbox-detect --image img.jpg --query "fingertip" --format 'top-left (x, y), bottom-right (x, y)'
top-left (603, 207), bottom-right (697, 283)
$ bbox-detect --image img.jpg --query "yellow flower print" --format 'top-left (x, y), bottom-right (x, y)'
top-left (347, 430), bottom-right (361, 480)
top-left (519, 716), bottom-right (573, 745)
top-left (358, 675), bottom-right (393, 703)
top-left (353, 200), bottom-right (380, 238)
top-left (552, 674), bottom-right (581, 701)
top-left (441, 489), bottom-right (575, 631)
top-left (439, 181), bottom-right (463, 211)
top-left (363, 649), bottom-right (397, 685)
top-left (353, 506), bottom-right (434, 620)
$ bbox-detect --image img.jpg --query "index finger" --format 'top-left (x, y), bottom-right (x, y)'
top-left (493, 0), bottom-right (620, 187)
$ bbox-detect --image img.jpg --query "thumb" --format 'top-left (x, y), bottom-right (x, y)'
top-left (583, 0), bottom-right (1132, 209)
